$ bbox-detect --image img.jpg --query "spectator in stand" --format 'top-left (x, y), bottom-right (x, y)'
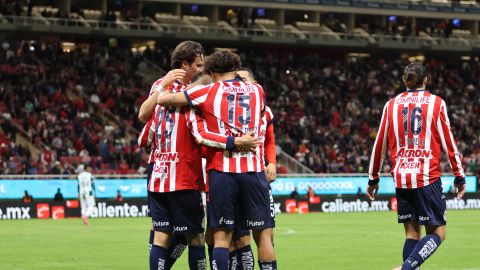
top-left (54, 188), bottom-right (64, 202)
top-left (22, 190), bottom-right (33, 203)
top-left (290, 187), bottom-right (299, 199)
top-left (356, 187), bottom-right (363, 199)
top-left (115, 189), bottom-right (123, 202)
top-left (306, 186), bottom-right (315, 199)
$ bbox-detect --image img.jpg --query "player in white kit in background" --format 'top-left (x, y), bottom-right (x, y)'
top-left (78, 166), bottom-right (96, 226)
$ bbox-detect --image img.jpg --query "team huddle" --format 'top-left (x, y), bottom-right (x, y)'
top-left (137, 41), bottom-right (277, 270)
top-left (137, 41), bottom-right (467, 270)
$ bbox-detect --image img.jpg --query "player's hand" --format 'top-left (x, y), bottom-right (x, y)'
top-left (234, 132), bottom-right (258, 152)
top-left (454, 184), bottom-right (466, 200)
top-left (265, 163), bottom-right (276, 182)
top-left (366, 184), bottom-right (379, 200)
top-left (161, 69), bottom-right (186, 88)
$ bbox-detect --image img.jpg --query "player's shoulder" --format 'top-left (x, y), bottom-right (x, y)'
top-left (426, 92), bottom-right (444, 103)
top-left (149, 77), bottom-right (165, 94)
top-left (265, 105), bottom-right (273, 115)
top-left (265, 105), bottom-right (274, 121)
top-left (251, 82), bottom-right (264, 91)
top-left (188, 82), bottom-right (216, 93)
top-left (151, 77), bottom-right (165, 88)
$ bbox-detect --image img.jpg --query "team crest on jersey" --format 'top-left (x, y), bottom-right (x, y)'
top-left (152, 163), bottom-right (168, 180)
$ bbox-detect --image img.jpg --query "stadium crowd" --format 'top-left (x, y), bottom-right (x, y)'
top-left (0, 40), bottom-right (150, 174)
top-left (0, 40), bottom-right (479, 181)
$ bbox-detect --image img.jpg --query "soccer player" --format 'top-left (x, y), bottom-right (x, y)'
top-left (138, 41), bottom-right (204, 269)
top-left (232, 67), bottom-right (277, 270)
top-left (78, 166), bottom-right (96, 226)
top-left (157, 50), bottom-right (277, 270)
top-left (367, 62), bottom-right (466, 270)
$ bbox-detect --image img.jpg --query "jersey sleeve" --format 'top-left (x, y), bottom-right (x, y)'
top-left (264, 106), bottom-right (276, 164)
top-left (437, 100), bottom-right (465, 178)
top-left (148, 78), bottom-right (164, 96)
top-left (186, 108), bottom-right (235, 151)
top-left (265, 123), bottom-right (276, 164)
top-left (138, 117), bottom-right (155, 147)
top-left (368, 102), bottom-right (389, 181)
top-left (184, 84), bottom-right (211, 108)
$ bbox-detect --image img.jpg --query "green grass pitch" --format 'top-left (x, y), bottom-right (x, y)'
top-left (1, 211), bottom-right (479, 270)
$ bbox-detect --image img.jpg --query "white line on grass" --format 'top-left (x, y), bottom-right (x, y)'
top-left (276, 228), bottom-right (296, 235)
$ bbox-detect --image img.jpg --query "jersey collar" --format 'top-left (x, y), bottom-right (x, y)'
top-left (406, 89), bottom-right (429, 93)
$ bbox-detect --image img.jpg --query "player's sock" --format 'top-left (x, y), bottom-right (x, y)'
top-left (403, 238), bottom-right (419, 261)
top-left (237, 245), bottom-right (254, 270)
top-left (188, 245), bottom-right (207, 270)
top-left (229, 250), bottom-right (238, 270)
top-left (165, 234), bottom-right (187, 270)
top-left (212, 247), bottom-right (229, 270)
top-left (402, 233), bottom-right (442, 270)
top-left (207, 244), bottom-right (214, 269)
top-left (258, 260), bottom-right (277, 270)
top-left (150, 245), bottom-right (168, 270)
top-left (149, 230), bottom-right (154, 255)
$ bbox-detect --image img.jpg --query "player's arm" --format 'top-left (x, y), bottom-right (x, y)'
top-left (158, 84), bottom-right (210, 108)
top-left (138, 117), bottom-right (155, 147)
top-left (138, 69), bottom-right (186, 122)
top-left (265, 108), bottom-right (277, 182)
top-left (437, 100), bottom-right (466, 199)
top-left (187, 109), bottom-right (258, 152)
top-left (367, 102), bottom-right (389, 200)
top-left (156, 90), bottom-right (189, 107)
top-left (265, 122), bottom-right (277, 182)
top-left (138, 90), bottom-right (161, 123)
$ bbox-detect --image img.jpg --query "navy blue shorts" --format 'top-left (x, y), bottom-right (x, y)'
top-left (146, 162), bottom-right (154, 217)
top-left (396, 179), bottom-right (446, 226)
top-left (149, 190), bottom-right (205, 234)
top-left (207, 170), bottom-right (272, 230)
top-left (233, 206), bottom-right (250, 241)
top-left (269, 185), bottom-right (276, 228)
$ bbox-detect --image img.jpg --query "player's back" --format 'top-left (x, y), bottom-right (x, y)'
top-left (189, 77), bottom-right (266, 173)
top-left (386, 90), bottom-right (463, 188)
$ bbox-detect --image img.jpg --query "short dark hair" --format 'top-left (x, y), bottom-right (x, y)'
top-left (237, 67), bottom-right (255, 82)
top-left (204, 49), bottom-right (241, 74)
top-left (171, 41), bottom-right (204, 69)
top-left (402, 62), bottom-right (428, 90)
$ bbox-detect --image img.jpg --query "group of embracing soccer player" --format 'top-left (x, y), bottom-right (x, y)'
top-left (137, 40), bottom-right (467, 270)
top-left (137, 41), bottom-right (277, 270)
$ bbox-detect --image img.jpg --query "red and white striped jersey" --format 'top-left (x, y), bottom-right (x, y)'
top-left (147, 80), bottom-right (205, 193)
top-left (185, 78), bottom-right (267, 173)
top-left (138, 118), bottom-right (154, 148)
top-left (261, 106), bottom-right (276, 165)
top-left (137, 78), bottom-right (168, 164)
top-left (369, 90), bottom-right (465, 189)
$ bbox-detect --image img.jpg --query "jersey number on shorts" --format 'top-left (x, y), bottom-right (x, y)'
top-left (402, 107), bottom-right (423, 135)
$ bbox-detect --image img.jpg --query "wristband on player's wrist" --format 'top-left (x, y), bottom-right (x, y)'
top-left (368, 179), bottom-right (379, 186)
top-left (454, 176), bottom-right (466, 186)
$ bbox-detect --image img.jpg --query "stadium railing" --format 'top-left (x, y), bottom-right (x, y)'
top-left (1, 15), bottom-right (479, 50)
top-left (277, 151), bottom-right (314, 174)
